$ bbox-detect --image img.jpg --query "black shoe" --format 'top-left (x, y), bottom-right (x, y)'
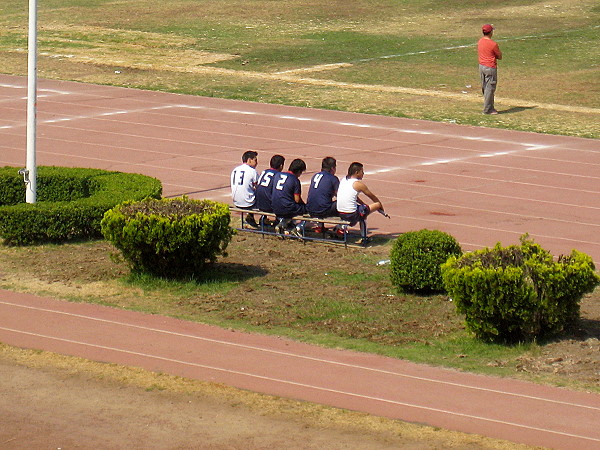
top-left (244, 217), bottom-right (259, 228)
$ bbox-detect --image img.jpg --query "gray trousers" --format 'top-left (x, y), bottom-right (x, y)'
top-left (479, 64), bottom-right (498, 114)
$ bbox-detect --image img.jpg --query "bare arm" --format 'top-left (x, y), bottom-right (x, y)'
top-left (353, 180), bottom-right (384, 210)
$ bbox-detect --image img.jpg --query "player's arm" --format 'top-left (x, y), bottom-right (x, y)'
top-left (354, 181), bottom-right (382, 207)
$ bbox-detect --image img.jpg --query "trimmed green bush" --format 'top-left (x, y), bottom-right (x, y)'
top-left (0, 166), bottom-right (162, 245)
top-left (101, 197), bottom-right (234, 278)
top-left (441, 235), bottom-right (600, 343)
top-left (390, 229), bottom-right (462, 293)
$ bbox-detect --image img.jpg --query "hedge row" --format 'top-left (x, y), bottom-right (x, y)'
top-left (0, 166), bottom-right (162, 245)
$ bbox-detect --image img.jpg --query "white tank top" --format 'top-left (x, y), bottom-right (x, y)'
top-left (336, 176), bottom-right (359, 213)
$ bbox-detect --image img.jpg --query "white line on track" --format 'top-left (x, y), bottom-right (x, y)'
top-left (1, 87), bottom-right (574, 152)
top-left (1, 299), bottom-right (599, 413)
top-left (7, 103), bottom-right (579, 176)
top-left (1, 324), bottom-right (598, 443)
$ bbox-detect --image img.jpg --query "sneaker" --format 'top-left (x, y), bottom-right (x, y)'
top-left (244, 215), bottom-right (259, 228)
top-left (312, 226), bottom-right (326, 234)
top-left (275, 218), bottom-right (290, 235)
top-left (357, 236), bottom-right (372, 246)
top-left (290, 221), bottom-right (305, 238)
top-left (328, 226), bottom-right (346, 240)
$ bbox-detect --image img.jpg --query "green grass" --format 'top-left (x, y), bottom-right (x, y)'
top-left (0, 0), bottom-right (598, 137)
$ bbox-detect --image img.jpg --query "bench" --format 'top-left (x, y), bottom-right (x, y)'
top-left (229, 206), bottom-right (361, 247)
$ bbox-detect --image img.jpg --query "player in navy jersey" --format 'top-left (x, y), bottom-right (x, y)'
top-left (307, 156), bottom-right (339, 218)
top-left (255, 154), bottom-right (285, 213)
top-left (271, 159), bottom-right (307, 218)
top-left (271, 159), bottom-right (307, 235)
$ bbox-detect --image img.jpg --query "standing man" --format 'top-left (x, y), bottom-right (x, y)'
top-left (230, 150), bottom-right (259, 227)
top-left (478, 24), bottom-right (502, 115)
top-left (255, 154), bottom-right (285, 213)
top-left (307, 156), bottom-right (340, 220)
top-left (337, 162), bottom-right (384, 245)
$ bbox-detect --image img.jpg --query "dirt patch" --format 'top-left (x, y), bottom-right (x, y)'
top-left (0, 345), bottom-right (528, 449)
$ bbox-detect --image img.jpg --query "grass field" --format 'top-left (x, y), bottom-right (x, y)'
top-left (0, 0), bottom-right (598, 137)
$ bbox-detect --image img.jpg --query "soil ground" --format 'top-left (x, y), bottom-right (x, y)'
top-left (0, 346), bottom-right (528, 450)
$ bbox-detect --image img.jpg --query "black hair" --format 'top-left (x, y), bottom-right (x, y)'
top-left (289, 158), bottom-right (306, 175)
top-left (242, 150), bottom-right (258, 163)
top-left (270, 154), bottom-right (285, 170)
top-left (347, 162), bottom-right (363, 177)
top-left (321, 156), bottom-right (336, 172)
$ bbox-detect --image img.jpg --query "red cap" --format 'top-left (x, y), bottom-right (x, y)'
top-left (482, 24), bottom-right (494, 33)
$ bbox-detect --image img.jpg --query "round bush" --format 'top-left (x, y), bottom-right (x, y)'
top-left (441, 236), bottom-right (600, 343)
top-left (0, 166), bottom-right (162, 245)
top-left (101, 197), bottom-right (234, 278)
top-left (390, 229), bottom-right (462, 293)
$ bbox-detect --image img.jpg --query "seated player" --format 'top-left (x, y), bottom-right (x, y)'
top-left (271, 158), bottom-right (307, 235)
top-left (307, 156), bottom-right (339, 217)
top-left (230, 150), bottom-right (259, 227)
top-left (336, 162), bottom-right (384, 245)
top-left (307, 156), bottom-right (340, 233)
top-left (255, 154), bottom-right (285, 213)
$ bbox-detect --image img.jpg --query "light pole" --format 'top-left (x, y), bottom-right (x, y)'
top-left (25, 0), bottom-right (38, 203)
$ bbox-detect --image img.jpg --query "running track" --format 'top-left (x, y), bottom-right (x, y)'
top-left (1, 75), bottom-right (600, 448)
top-left (1, 74), bottom-right (599, 261)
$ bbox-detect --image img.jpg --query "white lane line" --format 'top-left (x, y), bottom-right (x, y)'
top-left (2, 88), bottom-right (561, 149)
top-left (4, 88), bottom-right (594, 157)
top-left (0, 327), bottom-right (600, 442)
top-left (406, 199), bottom-right (600, 229)
top-left (0, 105), bottom-right (174, 130)
top-left (0, 325), bottom-right (598, 443)
top-left (1, 299), bottom-right (599, 412)
top-left (387, 213), bottom-right (600, 247)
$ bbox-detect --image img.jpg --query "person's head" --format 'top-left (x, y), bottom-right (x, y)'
top-left (242, 150), bottom-right (258, 168)
top-left (347, 162), bottom-right (364, 179)
top-left (321, 156), bottom-right (337, 174)
top-left (270, 154), bottom-right (285, 171)
top-left (289, 158), bottom-right (307, 176)
top-left (482, 24), bottom-right (494, 36)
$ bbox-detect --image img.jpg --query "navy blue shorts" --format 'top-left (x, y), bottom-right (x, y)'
top-left (339, 204), bottom-right (369, 226)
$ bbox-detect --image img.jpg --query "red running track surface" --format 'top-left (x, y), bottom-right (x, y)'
top-left (0, 291), bottom-right (599, 449)
top-left (1, 74), bottom-right (599, 262)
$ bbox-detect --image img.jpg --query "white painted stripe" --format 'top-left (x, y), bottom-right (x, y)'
top-left (1, 324), bottom-right (598, 443)
top-left (1, 299), bottom-right (599, 413)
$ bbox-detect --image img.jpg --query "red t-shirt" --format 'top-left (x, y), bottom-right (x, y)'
top-left (478, 37), bottom-right (501, 68)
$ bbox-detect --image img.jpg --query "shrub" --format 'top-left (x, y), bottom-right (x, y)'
top-left (390, 229), bottom-right (462, 293)
top-left (441, 235), bottom-right (600, 343)
top-left (0, 166), bottom-right (162, 245)
top-left (101, 197), bottom-right (234, 278)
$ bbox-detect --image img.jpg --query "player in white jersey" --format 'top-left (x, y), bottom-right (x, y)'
top-left (337, 162), bottom-right (384, 245)
top-left (230, 150), bottom-right (259, 227)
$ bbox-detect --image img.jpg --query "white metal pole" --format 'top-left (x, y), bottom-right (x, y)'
top-left (26, 0), bottom-right (38, 203)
